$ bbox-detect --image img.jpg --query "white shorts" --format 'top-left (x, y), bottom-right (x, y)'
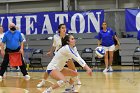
top-left (103, 45), bottom-right (115, 52)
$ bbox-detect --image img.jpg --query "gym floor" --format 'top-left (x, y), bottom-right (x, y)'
top-left (0, 66), bottom-right (140, 93)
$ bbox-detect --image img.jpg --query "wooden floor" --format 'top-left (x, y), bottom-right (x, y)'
top-left (0, 66), bottom-right (140, 93)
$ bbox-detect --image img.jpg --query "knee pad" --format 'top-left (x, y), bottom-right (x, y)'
top-left (57, 80), bottom-right (66, 87)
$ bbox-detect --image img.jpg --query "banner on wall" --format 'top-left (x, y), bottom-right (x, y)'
top-left (0, 10), bottom-right (104, 35)
top-left (125, 9), bottom-right (140, 32)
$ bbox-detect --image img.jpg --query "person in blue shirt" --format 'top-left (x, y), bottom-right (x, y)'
top-left (0, 23), bottom-right (30, 81)
top-left (97, 22), bottom-right (120, 72)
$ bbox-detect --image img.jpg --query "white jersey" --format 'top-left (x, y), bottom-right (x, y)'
top-left (52, 34), bottom-right (62, 53)
top-left (0, 33), bottom-right (4, 50)
top-left (21, 33), bottom-right (26, 42)
top-left (0, 33), bottom-right (4, 42)
top-left (47, 45), bottom-right (86, 71)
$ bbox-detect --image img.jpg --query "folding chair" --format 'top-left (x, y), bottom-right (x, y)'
top-left (94, 56), bottom-right (104, 69)
top-left (29, 49), bottom-right (44, 70)
top-left (132, 46), bottom-right (140, 71)
top-left (81, 48), bottom-right (94, 68)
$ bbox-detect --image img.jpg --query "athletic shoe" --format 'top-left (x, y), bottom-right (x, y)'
top-left (0, 76), bottom-right (2, 82)
top-left (42, 87), bottom-right (52, 93)
top-left (3, 72), bottom-right (7, 78)
top-left (37, 80), bottom-right (45, 88)
top-left (109, 66), bottom-right (113, 72)
top-left (65, 84), bottom-right (75, 92)
top-left (77, 79), bottom-right (82, 85)
top-left (103, 68), bottom-right (109, 73)
top-left (24, 75), bottom-right (30, 80)
top-left (17, 66), bottom-right (20, 71)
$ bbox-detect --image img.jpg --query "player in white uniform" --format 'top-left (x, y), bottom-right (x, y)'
top-left (0, 25), bottom-right (6, 76)
top-left (37, 24), bottom-right (81, 88)
top-left (0, 25), bottom-right (4, 51)
top-left (43, 34), bottom-right (92, 93)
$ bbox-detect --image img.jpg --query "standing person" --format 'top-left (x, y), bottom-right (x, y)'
top-left (0, 25), bottom-right (6, 76)
top-left (37, 24), bottom-right (81, 88)
top-left (0, 25), bottom-right (4, 56)
top-left (42, 34), bottom-right (92, 93)
top-left (97, 22), bottom-right (120, 72)
top-left (0, 23), bottom-right (30, 81)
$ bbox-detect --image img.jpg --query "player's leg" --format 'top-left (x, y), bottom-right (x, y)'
top-left (0, 53), bottom-right (9, 81)
top-left (67, 59), bottom-right (76, 70)
top-left (19, 54), bottom-right (30, 80)
top-left (108, 45), bottom-right (115, 71)
top-left (61, 67), bottom-right (79, 92)
top-left (43, 69), bottom-right (72, 93)
top-left (67, 59), bottom-right (81, 85)
top-left (37, 72), bottom-right (49, 88)
top-left (103, 47), bottom-right (109, 72)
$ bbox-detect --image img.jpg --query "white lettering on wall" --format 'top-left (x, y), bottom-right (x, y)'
top-left (88, 12), bottom-right (101, 33)
top-left (15, 16), bottom-right (22, 31)
top-left (70, 13), bottom-right (85, 33)
top-left (42, 15), bottom-right (53, 34)
top-left (25, 15), bottom-right (37, 35)
top-left (0, 17), bottom-right (5, 26)
top-left (55, 14), bottom-right (68, 24)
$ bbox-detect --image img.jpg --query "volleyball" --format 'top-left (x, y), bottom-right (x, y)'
top-left (95, 46), bottom-right (105, 58)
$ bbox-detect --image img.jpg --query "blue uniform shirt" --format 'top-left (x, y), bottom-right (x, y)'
top-left (2, 30), bottom-right (23, 50)
top-left (97, 28), bottom-right (115, 47)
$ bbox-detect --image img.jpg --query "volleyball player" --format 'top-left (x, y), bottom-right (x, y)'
top-left (0, 25), bottom-right (5, 74)
top-left (37, 24), bottom-right (81, 88)
top-left (42, 34), bottom-right (92, 93)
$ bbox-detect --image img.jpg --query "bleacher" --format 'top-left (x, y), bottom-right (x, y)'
top-left (24, 33), bottom-right (140, 67)
top-left (119, 38), bottom-right (139, 65)
top-left (25, 33), bottom-right (98, 67)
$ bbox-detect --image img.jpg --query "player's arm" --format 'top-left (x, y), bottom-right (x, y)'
top-left (67, 46), bottom-right (92, 76)
top-left (1, 34), bottom-right (6, 57)
top-left (97, 40), bottom-right (101, 46)
top-left (47, 36), bottom-right (56, 56)
top-left (114, 35), bottom-right (120, 46)
top-left (47, 46), bottom-right (56, 55)
top-left (1, 42), bottom-right (5, 57)
top-left (97, 32), bottom-right (102, 46)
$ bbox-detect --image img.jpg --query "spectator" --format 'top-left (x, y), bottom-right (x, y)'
top-left (0, 23), bottom-right (30, 81)
top-left (97, 22), bottom-right (120, 72)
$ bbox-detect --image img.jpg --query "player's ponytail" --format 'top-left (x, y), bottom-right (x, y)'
top-left (62, 34), bottom-right (72, 46)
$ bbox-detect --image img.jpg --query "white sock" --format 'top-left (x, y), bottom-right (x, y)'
top-left (18, 66), bottom-right (20, 69)
top-left (48, 87), bottom-right (53, 91)
top-left (74, 69), bottom-right (79, 79)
